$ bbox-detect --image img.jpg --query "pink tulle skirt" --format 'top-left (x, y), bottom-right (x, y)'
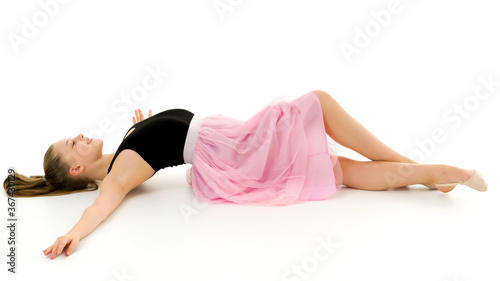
top-left (186, 91), bottom-right (343, 206)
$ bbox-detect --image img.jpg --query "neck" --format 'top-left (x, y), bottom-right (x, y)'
top-left (88, 153), bottom-right (115, 181)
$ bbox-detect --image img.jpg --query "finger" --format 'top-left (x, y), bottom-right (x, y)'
top-left (48, 240), bottom-right (60, 259)
top-left (66, 240), bottom-right (79, 256)
top-left (50, 242), bottom-right (59, 259)
top-left (44, 246), bottom-right (53, 254)
top-left (148, 109), bottom-right (152, 118)
top-left (56, 238), bottom-right (68, 256)
top-left (43, 246), bottom-right (52, 255)
top-left (50, 239), bottom-right (62, 259)
top-left (135, 109), bottom-right (140, 122)
top-left (132, 116), bottom-right (137, 124)
top-left (139, 109), bottom-right (144, 121)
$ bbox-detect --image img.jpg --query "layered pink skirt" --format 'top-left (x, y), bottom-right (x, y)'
top-left (185, 91), bottom-right (343, 206)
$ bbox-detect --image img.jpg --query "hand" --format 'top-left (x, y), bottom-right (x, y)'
top-left (43, 232), bottom-right (81, 259)
top-left (132, 109), bottom-right (153, 125)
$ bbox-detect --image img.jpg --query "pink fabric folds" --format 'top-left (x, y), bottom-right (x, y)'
top-left (186, 91), bottom-right (343, 206)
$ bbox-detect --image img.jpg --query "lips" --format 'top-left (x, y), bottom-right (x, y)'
top-left (87, 138), bottom-right (93, 144)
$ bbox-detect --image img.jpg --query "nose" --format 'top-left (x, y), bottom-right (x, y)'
top-left (74, 134), bottom-right (85, 142)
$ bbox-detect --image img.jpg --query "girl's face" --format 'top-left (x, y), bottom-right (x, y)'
top-left (53, 134), bottom-right (104, 175)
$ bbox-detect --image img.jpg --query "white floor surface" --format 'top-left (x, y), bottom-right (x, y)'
top-left (1, 1), bottom-right (499, 280)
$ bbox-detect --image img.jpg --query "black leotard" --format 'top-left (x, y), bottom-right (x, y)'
top-left (107, 109), bottom-right (194, 175)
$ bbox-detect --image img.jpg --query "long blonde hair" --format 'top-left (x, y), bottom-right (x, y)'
top-left (3, 144), bottom-right (98, 197)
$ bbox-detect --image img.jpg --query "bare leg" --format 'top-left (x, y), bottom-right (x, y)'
top-left (313, 90), bottom-right (414, 163)
top-left (338, 156), bottom-right (474, 192)
top-left (311, 90), bottom-right (475, 192)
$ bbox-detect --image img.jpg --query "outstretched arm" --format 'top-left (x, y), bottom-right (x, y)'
top-left (44, 108), bottom-right (154, 259)
top-left (43, 177), bottom-right (129, 259)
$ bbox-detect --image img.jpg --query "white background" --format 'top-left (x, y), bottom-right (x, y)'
top-left (1, 0), bottom-right (499, 280)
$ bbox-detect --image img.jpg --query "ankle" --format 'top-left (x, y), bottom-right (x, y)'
top-left (431, 164), bottom-right (454, 184)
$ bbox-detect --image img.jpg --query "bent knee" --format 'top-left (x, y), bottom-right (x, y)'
top-left (337, 156), bottom-right (355, 166)
top-left (311, 89), bottom-right (329, 98)
top-left (312, 89), bottom-right (337, 103)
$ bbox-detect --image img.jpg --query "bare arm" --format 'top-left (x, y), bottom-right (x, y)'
top-left (43, 108), bottom-right (154, 259)
top-left (70, 180), bottom-right (129, 239)
top-left (43, 177), bottom-right (129, 259)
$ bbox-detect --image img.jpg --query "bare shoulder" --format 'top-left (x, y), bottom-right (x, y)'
top-left (104, 149), bottom-right (155, 194)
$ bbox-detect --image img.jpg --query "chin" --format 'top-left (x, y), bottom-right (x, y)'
top-left (92, 138), bottom-right (104, 155)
